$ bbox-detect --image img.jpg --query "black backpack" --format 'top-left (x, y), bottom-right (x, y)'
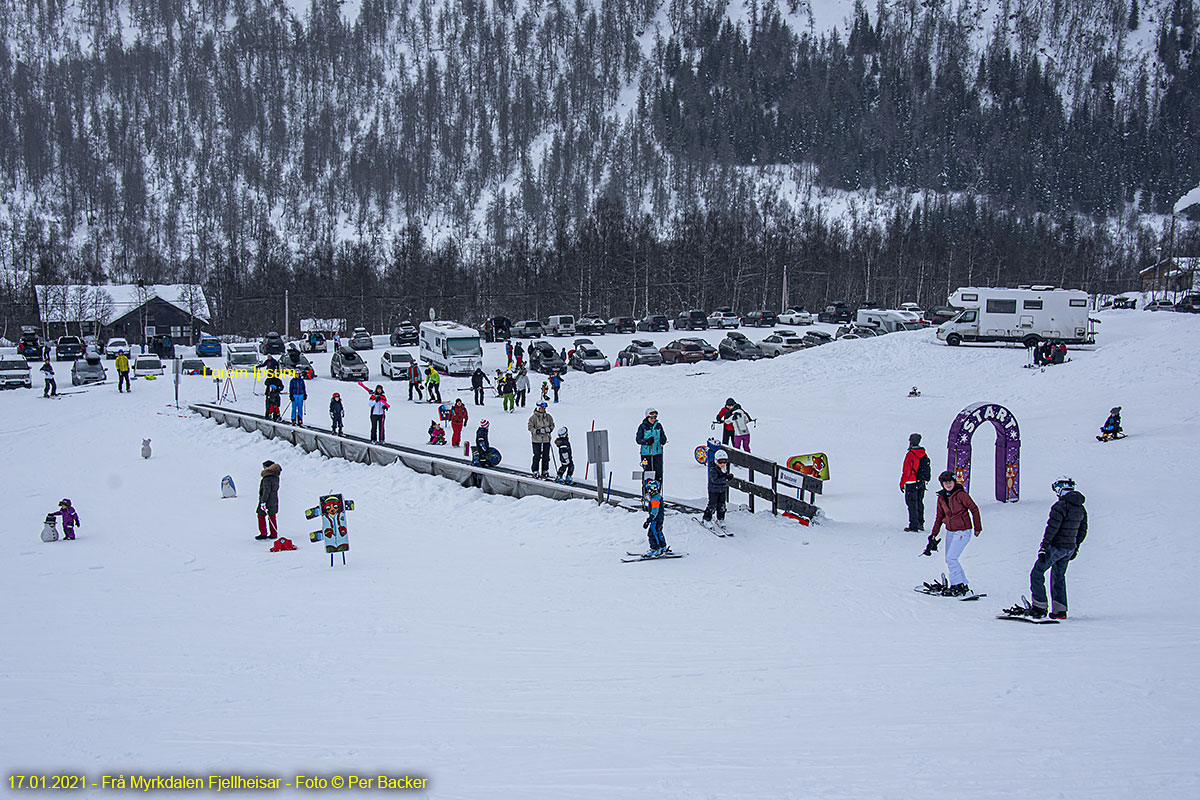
top-left (916, 454), bottom-right (932, 483)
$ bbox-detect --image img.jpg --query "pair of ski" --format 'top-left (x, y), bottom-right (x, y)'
top-left (914, 573), bottom-right (986, 602)
top-left (621, 549), bottom-right (685, 563)
top-left (698, 518), bottom-right (732, 537)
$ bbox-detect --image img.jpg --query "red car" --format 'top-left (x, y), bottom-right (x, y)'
top-left (659, 340), bottom-right (707, 364)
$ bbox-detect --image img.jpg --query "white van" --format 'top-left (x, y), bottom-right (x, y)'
top-left (546, 314), bottom-right (576, 336)
top-left (937, 287), bottom-right (1094, 347)
top-left (419, 321), bottom-right (483, 375)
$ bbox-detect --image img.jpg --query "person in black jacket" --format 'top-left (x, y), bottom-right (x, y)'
top-left (702, 448), bottom-right (730, 530)
top-left (554, 427), bottom-right (574, 484)
top-left (470, 368), bottom-right (489, 406)
top-left (1023, 476), bottom-right (1087, 619)
top-left (255, 460), bottom-right (282, 540)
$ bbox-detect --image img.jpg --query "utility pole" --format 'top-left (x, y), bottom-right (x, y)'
top-left (284, 289), bottom-right (289, 339)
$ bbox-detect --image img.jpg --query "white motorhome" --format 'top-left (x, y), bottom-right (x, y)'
top-left (936, 287), bottom-right (1095, 347)
top-left (419, 321), bottom-right (483, 375)
top-left (854, 308), bottom-right (925, 333)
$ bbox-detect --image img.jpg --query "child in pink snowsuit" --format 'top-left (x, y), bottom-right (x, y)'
top-left (53, 498), bottom-right (80, 540)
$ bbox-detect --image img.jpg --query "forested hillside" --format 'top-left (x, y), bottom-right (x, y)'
top-left (1, 0), bottom-right (1197, 332)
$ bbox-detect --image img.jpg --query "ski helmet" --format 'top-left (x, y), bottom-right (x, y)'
top-left (725, 398), bottom-right (736, 407)
top-left (557, 427), bottom-right (568, 437)
top-left (537, 401), bottom-right (547, 409)
top-left (480, 419), bottom-right (490, 428)
top-left (645, 407), bottom-right (658, 416)
top-left (332, 392), bottom-right (340, 399)
top-left (938, 470), bottom-right (956, 484)
top-left (1051, 476), bottom-right (1076, 497)
top-left (713, 449), bottom-right (729, 462)
top-left (644, 479), bottom-right (661, 495)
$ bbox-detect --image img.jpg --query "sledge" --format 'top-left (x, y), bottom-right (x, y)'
top-left (1096, 432), bottom-right (1127, 442)
top-left (786, 452), bottom-right (830, 481)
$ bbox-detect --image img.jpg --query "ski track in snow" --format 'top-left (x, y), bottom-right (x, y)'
top-left (2, 312), bottom-right (1199, 798)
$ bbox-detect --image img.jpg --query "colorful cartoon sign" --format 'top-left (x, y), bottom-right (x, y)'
top-left (305, 493), bottom-right (354, 555)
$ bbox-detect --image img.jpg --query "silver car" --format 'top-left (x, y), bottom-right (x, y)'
top-left (0, 357), bottom-right (32, 389)
top-left (72, 355), bottom-right (108, 385)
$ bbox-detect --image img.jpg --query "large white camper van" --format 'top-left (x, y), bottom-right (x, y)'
top-left (936, 287), bottom-right (1095, 347)
top-left (854, 308), bottom-right (925, 333)
top-left (419, 321), bottom-right (483, 375)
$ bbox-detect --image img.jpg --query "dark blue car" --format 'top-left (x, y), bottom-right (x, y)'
top-left (195, 336), bottom-right (222, 357)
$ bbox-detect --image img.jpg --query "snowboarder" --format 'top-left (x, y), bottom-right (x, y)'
top-left (288, 373), bottom-right (307, 425)
top-left (549, 371), bottom-right (564, 403)
top-left (1007, 477), bottom-right (1088, 620)
top-left (528, 402), bottom-right (555, 478)
top-left (329, 393), bottom-right (344, 435)
top-left (52, 498), bottom-right (80, 540)
top-left (635, 408), bottom-right (668, 483)
top-left (500, 372), bottom-right (516, 412)
top-left (729, 406), bottom-right (753, 452)
top-left (554, 427), bottom-right (575, 484)
top-left (255, 460), bottom-right (282, 540)
top-left (515, 369), bottom-right (529, 407)
top-left (40, 360), bottom-right (56, 397)
top-left (264, 375), bottom-right (283, 421)
top-left (368, 385), bottom-right (388, 442)
top-left (641, 479), bottom-right (668, 556)
top-left (927, 470), bottom-right (983, 596)
top-left (115, 350), bottom-right (131, 392)
top-left (425, 366), bottom-right (442, 403)
top-left (900, 433), bottom-right (931, 532)
top-left (702, 448), bottom-right (730, 530)
top-left (470, 368), bottom-right (490, 406)
top-left (407, 362), bottom-right (424, 401)
top-left (473, 419), bottom-right (491, 465)
top-left (449, 398), bottom-right (469, 447)
top-left (1099, 406), bottom-right (1122, 440)
top-left (428, 420), bottom-right (446, 445)
top-left (714, 398), bottom-right (739, 446)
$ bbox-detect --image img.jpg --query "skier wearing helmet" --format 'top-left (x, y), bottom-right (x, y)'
top-left (528, 402), bottom-right (555, 478)
top-left (641, 478), bottom-right (669, 557)
top-left (329, 392), bottom-right (344, 435)
top-left (636, 408), bottom-right (668, 482)
top-left (702, 448), bottom-right (731, 531)
top-left (554, 427), bottom-right (574, 484)
top-left (1005, 477), bottom-right (1088, 620)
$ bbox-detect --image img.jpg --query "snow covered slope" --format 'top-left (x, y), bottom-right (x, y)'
top-left (3, 309), bottom-right (1199, 798)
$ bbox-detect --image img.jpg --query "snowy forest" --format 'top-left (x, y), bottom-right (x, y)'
top-left (1, 0), bottom-right (1198, 332)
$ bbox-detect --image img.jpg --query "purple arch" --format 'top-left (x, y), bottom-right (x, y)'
top-left (947, 402), bottom-right (1020, 503)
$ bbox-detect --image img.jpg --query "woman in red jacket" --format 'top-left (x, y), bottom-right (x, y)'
top-left (449, 398), bottom-right (469, 447)
top-left (928, 470), bottom-right (983, 596)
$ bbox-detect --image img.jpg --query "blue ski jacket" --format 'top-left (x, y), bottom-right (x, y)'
top-left (636, 419), bottom-right (667, 456)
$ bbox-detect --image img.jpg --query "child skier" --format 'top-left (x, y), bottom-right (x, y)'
top-left (52, 499), bottom-right (80, 540)
top-left (729, 406), bottom-right (753, 452)
top-left (500, 372), bottom-right (516, 412)
top-left (329, 393), bottom-right (344, 435)
top-left (264, 377), bottom-right (283, 421)
top-left (641, 479), bottom-right (669, 556)
top-left (425, 366), bottom-right (442, 403)
top-left (702, 448), bottom-right (730, 530)
top-left (540, 381), bottom-right (550, 403)
top-left (473, 420), bottom-right (491, 465)
top-left (549, 372), bottom-right (564, 403)
top-left (900, 433), bottom-right (930, 531)
top-left (428, 421), bottom-right (446, 445)
top-left (369, 385), bottom-right (388, 443)
top-left (40, 360), bottom-right (56, 397)
top-left (1099, 406), bottom-right (1122, 440)
top-left (554, 427), bottom-right (575, 484)
top-left (288, 373), bottom-right (307, 425)
top-left (925, 470), bottom-right (983, 596)
top-left (1004, 477), bottom-right (1088, 620)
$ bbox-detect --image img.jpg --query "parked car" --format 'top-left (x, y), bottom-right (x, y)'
top-left (779, 307), bottom-right (814, 326)
top-left (17, 328), bottom-right (42, 359)
top-left (331, 347), bottom-right (370, 380)
top-left (818, 302), bottom-right (853, 323)
top-left (707, 308), bottom-right (741, 329)
top-left (659, 339), bottom-right (707, 364)
top-left (678, 337), bottom-right (719, 360)
top-left (803, 330), bottom-right (834, 347)
top-left (528, 340), bottom-right (567, 374)
top-left (226, 345), bottom-right (259, 369)
top-left (674, 309), bottom-right (709, 331)
top-left (389, 321), bottom-right (419, 346)
top-left (636, 314), bottom-right (670, 332)
top-left (180, 358), bottom-right (214, 376)
top-left (572, 338), bottom-right (594, 348)
top-left (381, 348), bottom-right (415, 379)
top-left (568, 344), bottom-right (611, 373)
top-left (758, 333), bottom-right (806, 357)
top-left (55, 336), bottom-right (84, 361)
top-left (606, 316), bottom-right (637, 334)
top-left (1144, 299), bottom-right (1177, 311)
top-left (194, 336), bottom-right (222, 357)
top-left (899, 302), bottom-right (923, 313)
top-left (718, 332), bottom-right (765, 360)
top-left (0, 356), bottom-right (32, 388)
top-left (742, 310), bottom-right (779, 328)
top-left (104, 337), bottom-right (130, 359)
top-left (132, 354), bottom-right (165, 377)
top-left (1111, 296), bottom-right (1137, 309)
top-left (349, 327), bottom-right (374, 350)
top-left (511, 320), bottom-right (546, 338)
top-left (925, 306), bottom-right (962, 325)
top-left (282, 349), bottom-right (316, 380)
top-left (257, 331), bottom-right (285, 355)
top-left (71, 353), bottom-right (108, 385)
top-left (545, 314), bottom-right (577, 336)
top-left (617, 339), bottom-right (664, 366)
top-left (1173, 294), bottom-right (1200, 313)
top-left (575, 314), bottom-right (608, 335)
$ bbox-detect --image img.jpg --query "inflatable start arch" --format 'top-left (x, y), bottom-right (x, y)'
top-left (946, 402), bottom-right (1021, 503)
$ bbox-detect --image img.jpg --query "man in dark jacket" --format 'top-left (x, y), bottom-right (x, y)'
top-left (1027, 476), bottom-right (1088, 619)
top-left (900, 433), bottom-right (929, 531)
top-left (256, 460), bottom-right (282, 540)
top-left (470, 368), bottom-right (489, 406)
top-left (702, 448), bottom-right (730, 530)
